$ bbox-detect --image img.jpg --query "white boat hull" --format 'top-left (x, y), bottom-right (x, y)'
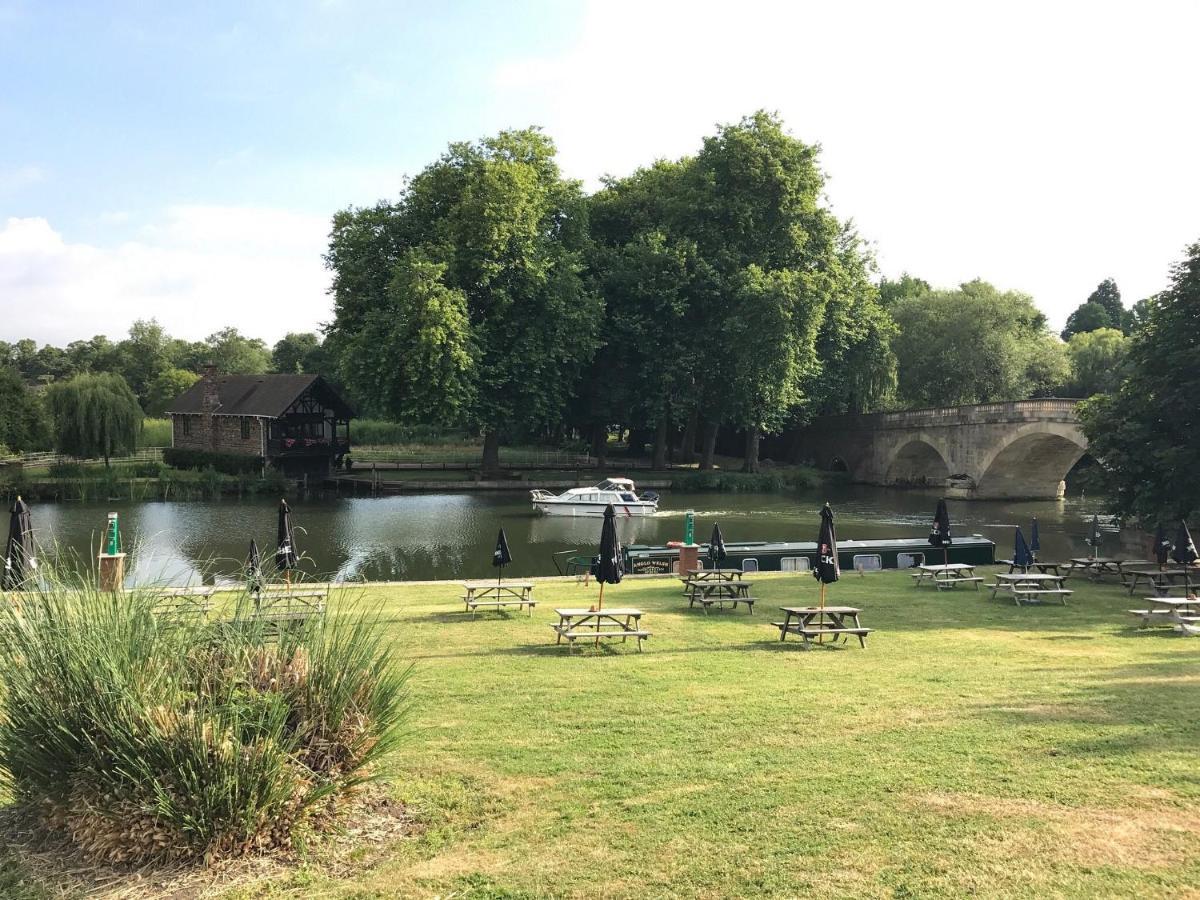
top-left (533, 500), bottom-right (657, 517)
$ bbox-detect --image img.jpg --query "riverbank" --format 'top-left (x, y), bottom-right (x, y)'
top-left (4, 570), bottom-right (1196, 897)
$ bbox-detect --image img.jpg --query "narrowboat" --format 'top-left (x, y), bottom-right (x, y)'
top-left (623, 535), bottom-right (996, 575)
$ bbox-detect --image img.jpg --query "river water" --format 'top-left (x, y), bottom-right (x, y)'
top-left (21, 484), bottom-right (1138, 587)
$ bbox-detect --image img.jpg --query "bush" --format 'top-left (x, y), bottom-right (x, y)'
top-left (353, 419), bottom-right (464, 446)
top-left (670, 469), bottom-right (822, 493)
top-left (164, 447), bottom-right (263, 476)
top-left (139, 417), bottom-right (173, 448)
top-left (0, 580), bottom-right (409, 865)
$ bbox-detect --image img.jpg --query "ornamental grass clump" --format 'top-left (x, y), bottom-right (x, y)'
top-left (0, 580), bottom-right (408, 865)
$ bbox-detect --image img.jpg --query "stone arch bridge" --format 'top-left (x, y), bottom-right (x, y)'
top-left (791, 399), bottom-right (1087, 500)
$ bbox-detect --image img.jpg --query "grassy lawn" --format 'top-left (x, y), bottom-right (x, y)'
top-left (7, 570), bottom-right (1200, 897)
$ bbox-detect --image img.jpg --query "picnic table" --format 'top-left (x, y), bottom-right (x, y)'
top-left (1128, 595), bottom-right (1200, 634)
top-left (989, 572), bottom-right (1072, 605)
top-left (462, 581), bottom-right (536, 616)
top-left (155, 586), bottom-right (216, 621)
top-left (1065, 558), bottom-right (1130, 581)
top-left (551, 608), bottom-right (650, 652)
top-left (997, 560), bottom-right (1068, 576)
top-left (683, 568), bottom-right (746, 584)
top-left (772, 606), bottom-right (871, 649)
top-left (252, 584), bottom-right (329, 629)
top-left (1121, 567), bottom-right (1197, 597)
top-left (910, 563), bottom-right (984, 591)
top-left (681, 575), bottom-right (756, 613)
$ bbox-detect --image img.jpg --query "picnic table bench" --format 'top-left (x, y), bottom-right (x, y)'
top-left (155, 586), bottom-right (216, 621)
top-left (682, 576), bottom-right (756, 613)
top-left (252, 585), bottom-right (329, 631)
top-left (462, 581), bottom-right (536, 616)
top-left (1128, 596), bottom-right (1200, 634)
top-left (989, 572), bottom-right (1072, 605)
top-left (551, 608), bottom-right (650, 652)
top-left (911, 563), bottom-right (984, 590)
top-left (1122, 567), bottom-right (1197, 596)
top-left (1065, 558), bottom-right (1130, 581)
top-left (772, 606), bottom-right (871, 649)
top-left (997, 560), bottom-right (1068, 576)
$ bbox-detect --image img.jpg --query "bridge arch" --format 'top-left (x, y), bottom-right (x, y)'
top-left (974, 422), bottom-right (1088, 500)
top-left (884, 439), bottom-right (951, 487)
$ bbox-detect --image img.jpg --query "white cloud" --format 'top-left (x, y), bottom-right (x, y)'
top-left (487, 0), bottom-right (1200, 326)
top-left (0, 206), bottom-right (331, 345)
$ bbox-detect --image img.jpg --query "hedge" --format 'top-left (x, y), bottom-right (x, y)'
top-left (163, 447), bottom-right (264, 475)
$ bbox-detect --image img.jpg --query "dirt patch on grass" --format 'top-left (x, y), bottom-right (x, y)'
top-left (0, 788), bottom-right (414, 899)
top-left (914, 790), bottom-right (1200, 870)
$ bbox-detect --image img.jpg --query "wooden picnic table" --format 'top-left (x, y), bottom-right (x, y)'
top-left (911, 563), bottom-right (984, 591)
top-left (989, 572), bottom-right (1072, 605)
top-left (684, 568), bottom-right (745, 582)
top-left (1065, 558), bottom-right (1130, 580)
top-left (772, 606), bottom-right (871, 649)
top-left (998, 560), bottom-right (1068, 576)
top-left (462, 580), bottom-right (536, 616)
top-left (551, 608), bottom-right (650, 651)
top-left (683, 578), bottom-right (757, 613)
top-left (1128, 595), bottom-right (1200, 634)
top-left (1121, 567), bottom-right (1197, 597)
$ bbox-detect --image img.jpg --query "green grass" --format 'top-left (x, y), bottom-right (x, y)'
top-left (6, 571), bottom-right (1200, 897)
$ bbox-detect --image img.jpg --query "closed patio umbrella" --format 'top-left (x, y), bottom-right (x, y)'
top-left (276, 499), bottom-right (297, 587)
top-left (247, 539), bottom-right (264, 597)
top-left (1030, 518), bottom-right (1041, 563)
top-left (813, 503), bottom-right (839, 609)
top-left (1086, 514), bottom-right (1102, 558)
top-left (594, 504), bottom-right (623, 611)
top-left (1013, 526), bottom-right (1033, 572)
top-left (1172, 521), bottom-right (1197, 594)
top-left (1154, 524), bottom-right (1172, 567)
top-left (3, 496), bottom-right (36, 590)
top-left (492, 527), bottom-right (512, 587)
top-left (929, 498), bottom-right (952, 566)
top-left (708, 523), bottom-right (727, 570)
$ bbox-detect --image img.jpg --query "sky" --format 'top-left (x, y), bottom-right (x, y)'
top-left (2, 0), bottom-right (1198, 346)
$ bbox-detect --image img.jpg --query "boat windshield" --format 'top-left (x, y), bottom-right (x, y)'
top-left (597, 480), bottom-right (631, 491)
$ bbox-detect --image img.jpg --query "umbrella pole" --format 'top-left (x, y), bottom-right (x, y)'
top-left (597, 581), bottom-right (604, 612)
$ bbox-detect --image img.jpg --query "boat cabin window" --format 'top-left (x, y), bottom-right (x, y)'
top-left (620, 493), bottom-right (637, 502)
top-left (781, 557), bottom-right (811, 572)
top-left (897, 552), bottom-right (924, 568)
top-left (853, 554), bottom-right (882, 571)
top-left (741, 558), bottom-right (759, 573)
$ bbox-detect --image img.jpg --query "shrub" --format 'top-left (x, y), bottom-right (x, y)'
top-left (164, 447), bottom-right (263, 476)
top-left (0, 581), bottom-right (409, 865)
top-left (139, 417), bottom-right (173, 448)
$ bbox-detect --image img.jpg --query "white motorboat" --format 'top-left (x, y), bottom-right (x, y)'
top-left (530, 478), bottom-right (659, 517)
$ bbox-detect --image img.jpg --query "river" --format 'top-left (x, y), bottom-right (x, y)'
top-left (19, 483), bottom-right (1138, 587)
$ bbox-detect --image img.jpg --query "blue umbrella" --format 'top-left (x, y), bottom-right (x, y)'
top-left (1029, 518), bottom-right (1041, 562)
top-left (1013, 527), bottom-right (1033, 571)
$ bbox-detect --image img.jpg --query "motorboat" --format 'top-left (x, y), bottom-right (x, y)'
top-left (530, 478), bottom-right (660, 516)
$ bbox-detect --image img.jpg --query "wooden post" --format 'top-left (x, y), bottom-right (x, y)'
top-left (98, 553), bottom-right (126, 592)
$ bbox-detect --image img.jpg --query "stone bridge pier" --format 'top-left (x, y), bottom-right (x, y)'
top-left (793, 400), bottom-right (1088, 500)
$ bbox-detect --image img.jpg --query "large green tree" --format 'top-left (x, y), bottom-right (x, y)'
top-left (891, 280), bottom-right (1068, 407)
top-left (0, 367), bottom-right (49, 453)
top-left (327, 128), bottom-right (601, 469)
top-left (202, 327), bottom-right (271, 374)
top-left (144, 368), bottom-right (200, 417)
top-left (1079, 241), bottom-right (1200, 521)
top-left (1063, 327), bottom-right (1128, 397)
top-left (44, 372), bottom-right (142, 465)
top-left (1061, 277), bottom-right (1132, 338)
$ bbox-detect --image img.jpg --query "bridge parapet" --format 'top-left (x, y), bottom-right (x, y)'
top-left (815, 399), bottom-right (1082, 431)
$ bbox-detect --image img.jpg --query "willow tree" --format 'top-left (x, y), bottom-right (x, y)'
top-left (327, 128), bottom-right (601, 470)
top-left (44, 372), bottom-right (142, 465)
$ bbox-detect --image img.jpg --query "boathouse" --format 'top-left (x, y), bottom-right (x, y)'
top-left (167, 370), bottom-right (353, 475)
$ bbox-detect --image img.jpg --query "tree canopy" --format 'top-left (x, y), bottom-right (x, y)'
top-left (1079, 241), bottom-right (1200, 522)
top-left (1061, 278), bottom-right (1132, 339)
top-left (1063, 328), bottom-right (1128, 397)
top-left (0, 367), bottom-right (48, 454)
top-left (44, 373), bottom-right (143, 465)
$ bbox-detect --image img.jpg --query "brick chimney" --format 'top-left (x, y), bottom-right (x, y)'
top-left (201, 364), bottom-right (220, 413)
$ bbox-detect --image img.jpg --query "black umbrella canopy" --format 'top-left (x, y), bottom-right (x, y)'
top-left (276, 499), bottom-right (298, 570)
top-left (492, 528), bottom-right (513, 569)
top-left (1154, 524), bottom-right (1173, 566)
top-left (596, 504), bottom-right (624, 586)
top-left (708, 523), bottom-right (727, 567)
top-left (813, 503), bottom-right (840, 585)
top-left (1013, 527), bottom-right (1033, 570)
top-left (3, 496), bottom-right (36, 590)
top-left (929, 499), bottom-right (952, 548)
top-left (1172, 520), bottom-right (1198, 566)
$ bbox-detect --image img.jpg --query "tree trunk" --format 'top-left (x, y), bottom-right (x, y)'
top-left (698, 421), bottom-right (719, 471)
top-left (481, 429), bottom-right (501, 475)
top-left (652, 420), bottom-right (668, 470)
top-left (678, 408), bottom-right (699, 464)
top-left (591, 423), bottom-right (608, 471)
top-left (742, 426), bottom-right (760, 473)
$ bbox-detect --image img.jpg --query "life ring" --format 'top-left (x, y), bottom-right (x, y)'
top-left (666, 540), bottom-right (683, 548)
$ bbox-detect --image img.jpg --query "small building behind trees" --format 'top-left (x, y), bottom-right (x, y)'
top-left (167, 369), bottom-right (353, 475)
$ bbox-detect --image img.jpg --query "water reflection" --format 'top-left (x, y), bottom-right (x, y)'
top-left (24, 485), bottom-right (1136, 586)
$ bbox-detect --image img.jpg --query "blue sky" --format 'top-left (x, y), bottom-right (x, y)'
top-left (2, 1), bottom-right (1199, 345)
